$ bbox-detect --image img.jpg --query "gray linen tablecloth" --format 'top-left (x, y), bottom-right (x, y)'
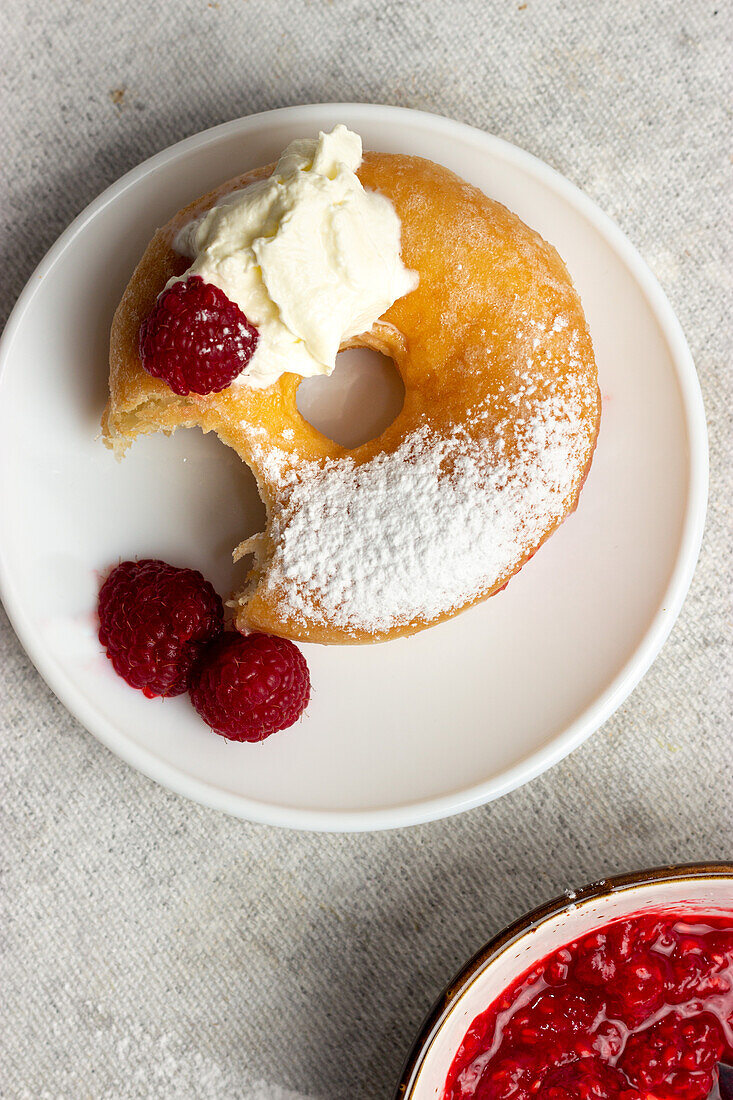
top-left (2, 1), bottom-right (731, 1096)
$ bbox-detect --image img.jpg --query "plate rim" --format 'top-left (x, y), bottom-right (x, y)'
top-left (0, 102), bottom-right (709, 832)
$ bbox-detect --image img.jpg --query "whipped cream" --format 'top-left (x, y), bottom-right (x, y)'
top-left (172, 125), bottom-right (418, 389)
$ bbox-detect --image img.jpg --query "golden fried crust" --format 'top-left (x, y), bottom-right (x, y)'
top-left (104, 152), bottom-right (600, 644)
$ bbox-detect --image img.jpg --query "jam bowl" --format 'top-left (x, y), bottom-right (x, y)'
top-left (395, 863), bottom-right (733, 1100)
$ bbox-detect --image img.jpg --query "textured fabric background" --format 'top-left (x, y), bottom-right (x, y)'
top-left (1, 1), bottom-right (732, 1097)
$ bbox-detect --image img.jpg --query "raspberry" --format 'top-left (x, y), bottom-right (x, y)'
top-left (545, 947), bottom-right (574, 986)
top-left (609, 954), bottom-right (668, 1027)
top-left (98, 559), bottom-right (223, 698)
top-left (574, 932), bottom-right (618, 985)
top-left (620, 1012), bottom-right (724, 1099)
top-left (139, 275), bottom-right (258, 395)
top-left (474, 1051), bottom-right (538, 1100)
top-left (503, 987), bottom-right (604, 1046)
top-left (542, 1059), bottom-right (639, 1100)
top-left (190, 632), bottom-right (310, 742)
top-left (668, 933), bottom-right (731, 1002)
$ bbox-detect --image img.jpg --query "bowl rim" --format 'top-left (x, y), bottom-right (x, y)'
top-left (394, 860), bottom-right (733, 1098)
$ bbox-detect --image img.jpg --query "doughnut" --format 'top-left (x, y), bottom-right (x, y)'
top-left (103, 146), bottom-right (600, 644)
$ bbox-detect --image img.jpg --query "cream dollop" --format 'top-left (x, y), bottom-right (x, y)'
top-left (172, 125), bottom-right (418, 389)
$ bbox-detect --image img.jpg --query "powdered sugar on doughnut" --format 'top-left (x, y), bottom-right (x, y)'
top-left (246, 357), bottom-right (594, 636)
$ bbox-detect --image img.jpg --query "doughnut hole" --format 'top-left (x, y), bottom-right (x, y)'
top-left (295, 345), bottom-right (405, 449)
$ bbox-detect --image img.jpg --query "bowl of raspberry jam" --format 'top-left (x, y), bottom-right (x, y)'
top-left (396, 864), bottom-right (733, 1100)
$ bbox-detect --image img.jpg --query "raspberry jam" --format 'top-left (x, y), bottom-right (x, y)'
top-left (443, 912), bottom-right (733, 1099)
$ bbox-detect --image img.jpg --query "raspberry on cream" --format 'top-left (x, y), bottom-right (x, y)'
top-left (140, 275), bottom-right (258, 395)
top-left (171, 124), bottom-right (418, 389)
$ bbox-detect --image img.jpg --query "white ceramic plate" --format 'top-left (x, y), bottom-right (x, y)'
top-left (0, 104), bottom-right (707, 831)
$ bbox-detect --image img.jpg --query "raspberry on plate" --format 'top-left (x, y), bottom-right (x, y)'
top-left (190, 632), bottom-right (310, 742)
top-left (98, 559), bottom-right (224, 698)
top-left (139, 275), bottom-right (258, 395)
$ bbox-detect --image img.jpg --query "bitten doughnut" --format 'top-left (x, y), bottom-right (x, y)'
top-left (103, 128), bottom-right (600, 644)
